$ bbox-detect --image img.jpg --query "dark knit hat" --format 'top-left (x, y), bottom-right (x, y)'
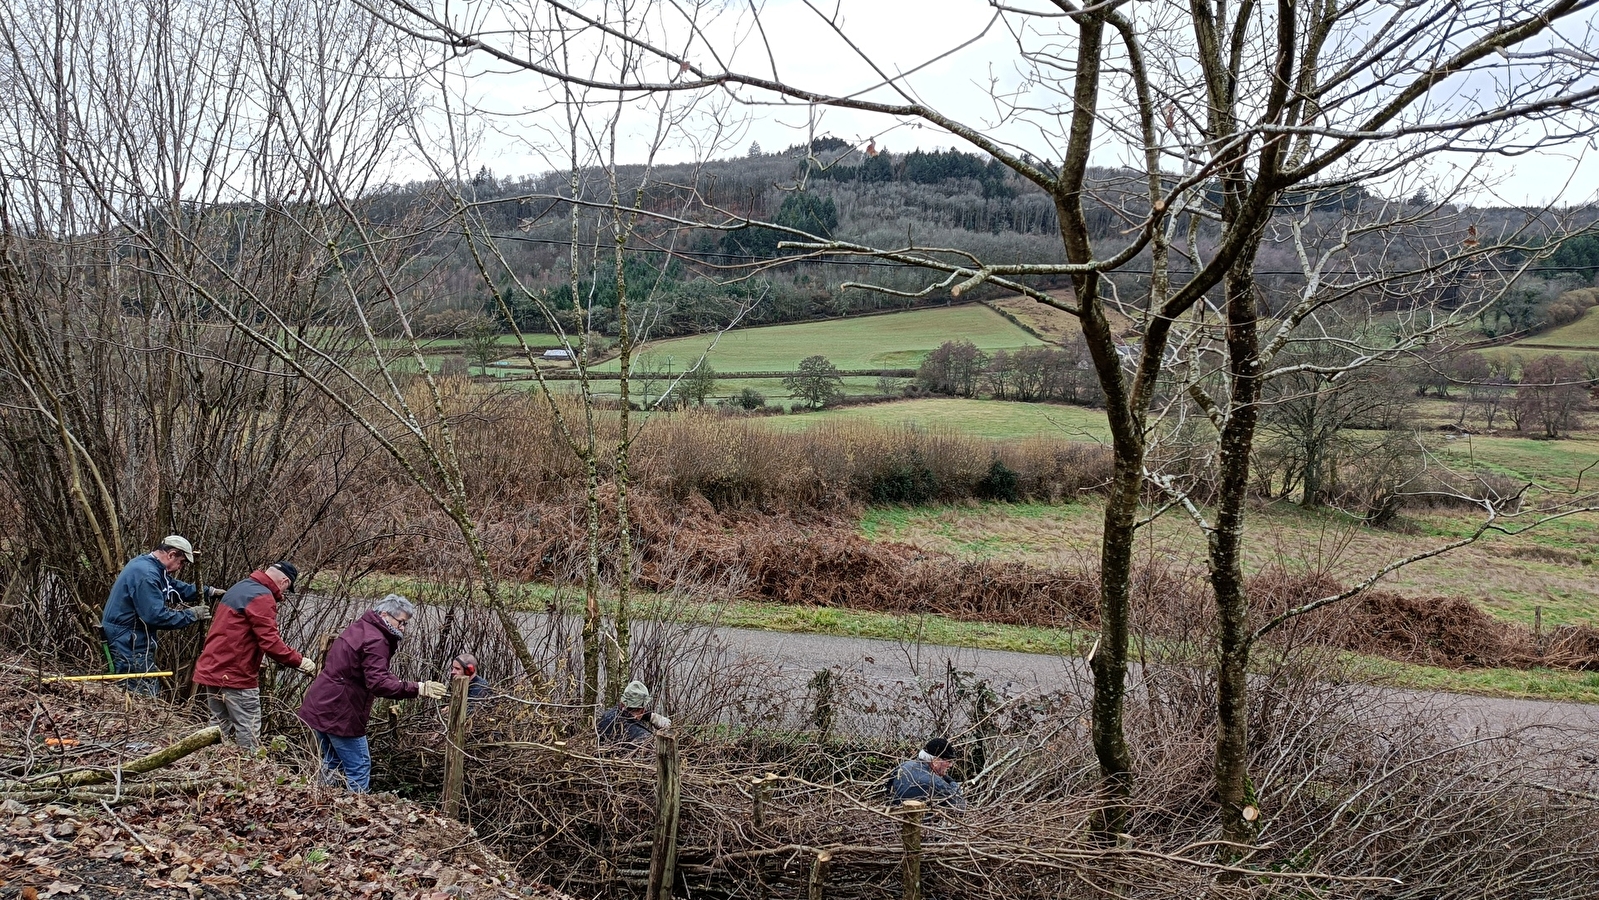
top-left (923, 737), bottom-right (957, 760)
top-left (269, 561), bottom-right (299, 591)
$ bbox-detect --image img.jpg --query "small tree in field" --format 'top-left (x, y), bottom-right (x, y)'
top-left (463, 316), bottom-right (500, 375)
top-left (679, 361), bottom-right (718, 406)
top-left (917, 340), bottom-right (987, 397)
top-left (784, 355), bottom-right (844, 409)
top-left (1512, 355), bottom-right (1588, 438)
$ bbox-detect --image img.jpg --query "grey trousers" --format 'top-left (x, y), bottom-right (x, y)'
top-left (202, 686), bottom-right (262, 752)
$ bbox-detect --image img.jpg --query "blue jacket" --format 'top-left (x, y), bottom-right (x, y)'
top-left (100, 554), bottom-right (201, 654)
top-left (889, 759), bottom-right (966, 810)
top-left (466, 674), bottom-right (492, 705)
top-left (596, 706), bottom-right (654, 745)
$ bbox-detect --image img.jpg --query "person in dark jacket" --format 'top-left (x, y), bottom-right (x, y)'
top-left (889, 737), bottom-right (966, 810)
top-left (193, 562), bottom-right (315, 752)
top-left (596, 680), bottom-right (671, 747)
top-left (100, 535), bottom-right (221, 697)
top-left (297, 595), bottom-right (446, 791)
top-left (448, 653), bottom-right (492, 708)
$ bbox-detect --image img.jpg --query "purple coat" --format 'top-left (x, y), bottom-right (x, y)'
top-left (297, 610), bottom-right (418, 737)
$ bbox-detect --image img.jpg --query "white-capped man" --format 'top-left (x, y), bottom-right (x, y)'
top-left (100, 535), bottom-right (220, 697)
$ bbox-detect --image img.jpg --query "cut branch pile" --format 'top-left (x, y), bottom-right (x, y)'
top-left (384, 672), bottom-right (1599, 900)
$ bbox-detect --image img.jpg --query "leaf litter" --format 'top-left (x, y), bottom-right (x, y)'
top-left (0, 659), bottom-right (572, 900)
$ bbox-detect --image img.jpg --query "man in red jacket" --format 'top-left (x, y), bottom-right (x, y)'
top-left (193, 562), bottom-right (314, 752)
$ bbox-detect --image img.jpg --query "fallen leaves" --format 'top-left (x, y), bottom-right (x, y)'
top-left (0, 655), bottom-right (571, 900)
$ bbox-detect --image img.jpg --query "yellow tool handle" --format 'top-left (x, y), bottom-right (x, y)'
top-left (40, 671), bottom-right (175, 683)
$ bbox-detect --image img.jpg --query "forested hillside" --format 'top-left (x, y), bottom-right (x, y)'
top-left (370, 139), bottom-right (1599, 343)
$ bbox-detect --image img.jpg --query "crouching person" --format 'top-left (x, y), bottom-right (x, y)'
top-left (889, 737), bottom-right (966, 811)
top-left (193, 562), bottom-right (314, 752)
top-left (597, 680), bottom-right (671, 747)
top-left (297, 595), bottom-right (446, 791)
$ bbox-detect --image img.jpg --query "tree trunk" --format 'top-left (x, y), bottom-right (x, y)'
top-left (610, 219), bottom-right (633, 708)
top-left (5, 726), bottom-right (221, 791)
top-left (1090, 454), bottom-right (1139, 838)
top-left (582, 454), bottom-right (602, 711)
top-left (1210, 255), bottom-right (1264, 849)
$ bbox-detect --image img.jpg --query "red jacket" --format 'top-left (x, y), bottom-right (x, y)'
top-left (297, 610), bottom-right (418, 737)
top-left (193, 572), bottom-right (303, 689)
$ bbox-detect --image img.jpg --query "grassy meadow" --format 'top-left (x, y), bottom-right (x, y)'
top-left (1508, 305), bottom-right (1599, 349)
top-left (490, 304), bottom-right (1042, 408)
top-left (816, 393), bottom-right (1599, 630)
top-left (761, 397), bottom-right (1113, 442)
top-left (596, 303), bottom-right (1040, 374)
top-left (453, 304), bottom-right (1599, 655)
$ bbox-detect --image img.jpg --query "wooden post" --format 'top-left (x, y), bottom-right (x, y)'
top-left (1535, 605), bottom-right (1545, 654)
top-left (808, 669), bottom-right (835, 741)
top-left (751, 771), bottom-right (777, 830)
top-left (971, 680), bottom-right (995, 777)
top-left (899, 799), bottom-right (926, 900)
top-left (647, 731), bottom-right (681, 900)
top-left (441, 676), bottom-right (470, 819)
top-left (807, 850), bottom-right (832, 900)
top-left (317, 632), bottom-right (334, 667)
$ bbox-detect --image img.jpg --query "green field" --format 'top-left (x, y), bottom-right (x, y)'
top-left (594, 304), bottom-right (1042, 374)
top-left (1435, 432), bottom-right (1599, 487)
top-left (1509, 306), bottom-right (1599, 349)
top-left (859, 496), bottom-right (1599, 630)
top-left (764, 397), bottom-right (1112, 442)
top-left (1484, 306), bottom-right (1599, 366)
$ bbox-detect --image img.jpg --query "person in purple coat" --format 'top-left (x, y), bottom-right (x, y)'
top-left (297, 595), bottom-right (446, 791)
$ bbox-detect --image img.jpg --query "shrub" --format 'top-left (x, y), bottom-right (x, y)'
top-left (867, 454), bottom-right (940, 504)
top-left (975, 457), bottom-right (1021, 502)
top-left (729, 388), bottom-right (767, 410)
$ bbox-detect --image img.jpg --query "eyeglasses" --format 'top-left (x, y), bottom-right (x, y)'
top-left (386, 613), bottom-right (412, 630)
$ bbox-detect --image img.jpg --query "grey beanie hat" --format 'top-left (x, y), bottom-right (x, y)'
top-left (620, 680), bottom-right (651, 709)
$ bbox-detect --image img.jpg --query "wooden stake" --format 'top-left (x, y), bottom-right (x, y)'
top-left (441, 676), bottom-right (470, 819)
top-left (900, 799), bottom-right (926, 900)
top-left (647, 732), bottom-right (682, 900)
top-left (808, 849), bottom-right (833, 900)
top-left (751, 771), bottom-right (778, 830)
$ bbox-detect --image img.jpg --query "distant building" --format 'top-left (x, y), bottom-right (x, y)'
top-left (542, 349), bottom-right (571, 360)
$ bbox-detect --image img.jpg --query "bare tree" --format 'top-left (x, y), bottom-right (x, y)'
top-left (0, 0), bottom-right (575, 676)
top-left (376, 0), bottom-right (1599, 845)
top-left (1510, 355), bottom-right (1589, 438)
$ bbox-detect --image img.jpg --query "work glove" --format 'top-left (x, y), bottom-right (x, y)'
top-left (649, 713), bottom-right (672, 730)
top-left (186, 605), bottom-right (212, 622)
top-left (417, 681), bottom-right (447, 700)
top-left (205, 586), bottom-right (226, 601)
top-left (296, 657), bottom-right (318, 676)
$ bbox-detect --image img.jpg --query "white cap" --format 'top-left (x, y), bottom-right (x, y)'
top-left (620, 680), bottom-right (651, 709)
top-left (161, 535), bottom-right (196, 563)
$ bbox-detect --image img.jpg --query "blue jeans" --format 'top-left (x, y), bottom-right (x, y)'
top-left (314, 731), bottom-right (372, 792)
top-left (109, 641), bottom-right (159, 698)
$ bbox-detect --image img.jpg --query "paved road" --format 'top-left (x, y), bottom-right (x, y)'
top-left (312, 596), bottom-right (1599, 752)
top-left (622, 618), bottom-right (1599, 751)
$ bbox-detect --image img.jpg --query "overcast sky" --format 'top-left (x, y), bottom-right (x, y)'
top-left (453, 0), bottom-right (1599, 208)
